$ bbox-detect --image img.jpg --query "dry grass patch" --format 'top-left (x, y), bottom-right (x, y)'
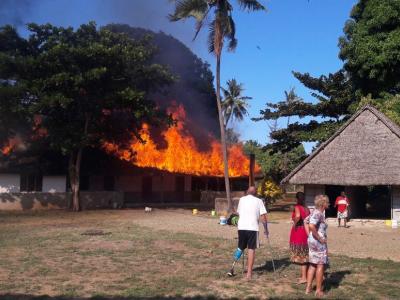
top-left (0, 210), bottom-right (399, 299)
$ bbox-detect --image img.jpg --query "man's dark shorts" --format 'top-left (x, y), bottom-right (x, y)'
top-left (238, 230), bottom-right (259, 250)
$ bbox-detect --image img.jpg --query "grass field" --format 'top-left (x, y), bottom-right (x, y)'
top-left (0, 210), bottom-right (399, 299)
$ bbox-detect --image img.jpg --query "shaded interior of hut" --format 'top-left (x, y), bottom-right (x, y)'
top-left (325, 185), bottom-right (391, 219)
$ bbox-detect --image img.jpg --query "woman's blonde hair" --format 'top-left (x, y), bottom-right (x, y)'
top-left (314, 194), bottom-right (329, 209)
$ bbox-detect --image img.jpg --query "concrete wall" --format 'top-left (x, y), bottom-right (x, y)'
top-left (392, 186), bottom-right (400, 220)
top-left (215, 197), bottom-right (240, 215)
top-left (304, 184), bottom-right (325, 209)
top-left (80, 191), bottom-right (124, 209)
top-left (42, 176), bottom-right (66, 192)
top-left (0, 191), bottom-right (123, 211)
top-left (0, 174), bottom-right (20, 193)
top-left (204, 191), bottom-right (245, 205)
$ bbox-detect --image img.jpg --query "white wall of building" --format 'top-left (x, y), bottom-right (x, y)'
top-left (42, 176), bottom-right (66, 192)
top-left (0, 174), bottom-right (20, 192)
top-left (392, 186), bottom-right (400, 220)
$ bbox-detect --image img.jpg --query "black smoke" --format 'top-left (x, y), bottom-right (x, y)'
top-left (0, 1), bottom-right (220, 150)
top-left (0, 0), bottom-right (31, 27)
top-left (105, 24), bottom-right (219, 150)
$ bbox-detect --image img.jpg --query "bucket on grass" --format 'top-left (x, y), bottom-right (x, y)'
top-left (219, 216), bottom-right (227, 225)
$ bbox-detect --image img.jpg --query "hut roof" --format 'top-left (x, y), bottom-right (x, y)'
top-left (281, 105), bottom-right (400, 186)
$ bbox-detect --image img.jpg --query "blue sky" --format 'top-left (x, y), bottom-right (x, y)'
top-left (1, 0), bottom-right (358, 152)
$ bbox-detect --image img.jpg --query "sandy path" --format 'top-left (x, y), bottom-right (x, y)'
top-left (123, 209), bottom-right (400, 262)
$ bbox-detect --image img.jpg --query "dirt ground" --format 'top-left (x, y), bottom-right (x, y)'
top-left (126, 209), bottom-right (400, 262)
top-left (0, 209), bottom-right (399, 299)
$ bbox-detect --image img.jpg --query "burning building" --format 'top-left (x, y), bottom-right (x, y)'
top-left (0, 105), bottom-right (258, 210)
top-left (0, 26), bottom-right (260, 210)
top-left (0, 110), bottom-right (258, 209)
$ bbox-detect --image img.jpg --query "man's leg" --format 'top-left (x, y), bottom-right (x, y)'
top-left (338, 217), bottom-right (341, 227)
top-left (344, 217), bottom-right (347, 228)
top-left (245, 231), bottom-right (258, 279)
top-left (246, 249), bottom-right (255, 279)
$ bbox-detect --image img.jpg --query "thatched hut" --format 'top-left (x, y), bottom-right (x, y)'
top-left (281, 105), bottom-right (400, 220)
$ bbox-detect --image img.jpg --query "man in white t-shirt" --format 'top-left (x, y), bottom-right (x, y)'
top-left (237, 186), bottom-right (268, 279)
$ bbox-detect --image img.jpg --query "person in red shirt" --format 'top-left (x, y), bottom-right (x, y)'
top-left (334, 191), bottom-right (350, 228)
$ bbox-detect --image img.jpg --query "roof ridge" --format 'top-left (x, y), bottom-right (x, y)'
top-left (362, 105), bottom-right (400, 138)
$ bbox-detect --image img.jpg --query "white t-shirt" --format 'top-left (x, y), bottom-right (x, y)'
top-left (237, 194), bottom-right (267, 231)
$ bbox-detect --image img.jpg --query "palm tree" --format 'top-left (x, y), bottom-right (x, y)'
top-left (283, 87), bottom-right (302, 128)
top-left (221, 79), bottom-right (252, 128)
top-left (169, 0), bottom-right (265, 212)
top-left (281, 87), bottom-right (303, 176)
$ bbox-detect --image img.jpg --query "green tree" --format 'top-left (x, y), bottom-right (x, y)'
top-left (169, 0), bottom-right (266, 212)
top-left (254, 71), bottom-right (354, 152)
top-left (280, 88), bottom-right (302, 175)
top-left (221, 79), bottom-right (251, 128)
top-left (0, 22), bottom-right (174, 211)
top-left (339, 0), bottom-right (400, 97)
top-left (358, 94), bottom-right (400, 125)
top-left (243, 140), bottom-right (306, 182)
top-left (255, 0), bottom-right (400, 153)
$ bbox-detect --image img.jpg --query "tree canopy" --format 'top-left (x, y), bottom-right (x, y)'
top-left (0, 22), bottom-right (174, 210)
top-left (255, 0), bottom-right (400, 152)
top-left (339, 0), bottom-right (400, 98)
top-left (243, 140), bottom-right (306, 182)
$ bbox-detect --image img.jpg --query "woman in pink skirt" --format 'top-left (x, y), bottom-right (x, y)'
top-left (289, 192), bottom-right (310, 284)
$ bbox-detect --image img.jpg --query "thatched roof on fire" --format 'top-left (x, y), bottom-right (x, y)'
top-left (281, 105), bottom-right (400, 186)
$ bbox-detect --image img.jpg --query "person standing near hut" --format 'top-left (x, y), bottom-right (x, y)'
top-left (289, 192), bottom-right (310, 284)
top-left (306, 195), bottom-right (329, 297)
top-left (334, 191), bottom-right (350, 228)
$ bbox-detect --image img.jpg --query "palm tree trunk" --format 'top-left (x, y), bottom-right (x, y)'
top-left (216, 54), bottom-right (232, 212)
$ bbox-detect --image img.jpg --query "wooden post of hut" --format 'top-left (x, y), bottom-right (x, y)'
top-left (249, 154), bottom-right (255, 187)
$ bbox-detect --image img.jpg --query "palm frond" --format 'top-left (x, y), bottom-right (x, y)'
top-left (237, 0), bottom-right (266, 11)
top-left (193, 5), bottom-right (211, 41)
top-left (207, 20), bottom-right (216, 54)
top-left (226, 16), bottom-right (237, 52)
top-left (221, 78), bottom-right (251, 126)
top-left (168, 0), bottom-right (208, 22)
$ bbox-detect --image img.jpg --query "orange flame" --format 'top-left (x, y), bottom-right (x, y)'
top-left (1, 137), bottom-right (21, 156)
top-left (104, 105), bottom-right (260, 177)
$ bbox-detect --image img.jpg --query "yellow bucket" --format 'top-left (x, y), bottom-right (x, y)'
top-left (385, 220), bottom-right (392, 226)
top-left (192, 209), bottom-right (198, 215)
top-left (211, 210), bottom-right (216, 217)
